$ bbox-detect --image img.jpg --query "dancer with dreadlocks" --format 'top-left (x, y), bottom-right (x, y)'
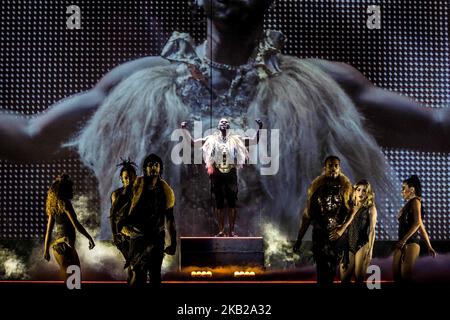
top-left (1, 0), bottom-right (449, 240)
top-left (43, 174), bottom-right (95, 280)
top-left (109, 158), bottom-right (137, 280)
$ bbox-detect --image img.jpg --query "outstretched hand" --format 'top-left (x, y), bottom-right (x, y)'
top-left (255, 119), bottom-right (263, 129)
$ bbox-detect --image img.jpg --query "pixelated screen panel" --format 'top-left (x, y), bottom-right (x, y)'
top-left (0, 0), bottom-right (448, 240)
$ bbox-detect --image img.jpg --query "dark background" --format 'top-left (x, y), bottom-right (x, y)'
top-left (0, 0), bottom-right (448, 241)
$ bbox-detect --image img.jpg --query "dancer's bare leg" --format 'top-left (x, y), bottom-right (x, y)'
top-left (228, 207), bottom-right (237, 237)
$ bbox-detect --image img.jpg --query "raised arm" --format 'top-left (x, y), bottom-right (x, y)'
top-left (43, 214), bottom-right (55, 261)
top-left (0, 56), bottom-right (168, 162)
top-left (310, 59), bottom-right (450, 152)
top-left (63, 200), bottom-right (95, 249)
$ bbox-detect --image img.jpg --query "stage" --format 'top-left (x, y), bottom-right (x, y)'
top-left (0, 278), bottom-right (448, 320)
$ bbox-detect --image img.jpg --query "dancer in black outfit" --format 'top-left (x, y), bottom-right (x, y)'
top-left (121, 154), bottom-right (177, 287)
top-left (110, 158), bottom-right (137, 280)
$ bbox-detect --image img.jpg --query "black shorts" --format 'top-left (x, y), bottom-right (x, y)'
top-left (212, 168), bottom-right (238, 209)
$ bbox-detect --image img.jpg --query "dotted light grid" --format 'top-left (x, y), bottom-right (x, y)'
top-left (0, 0), bottom-right (448, 240)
